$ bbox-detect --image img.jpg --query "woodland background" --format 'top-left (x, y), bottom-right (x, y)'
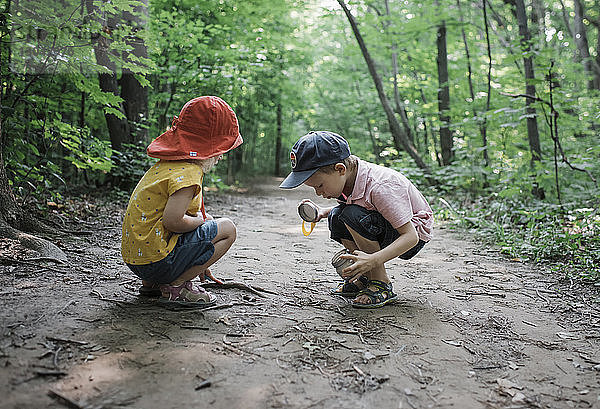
top-left (0, 0), bottom-right (598, 282)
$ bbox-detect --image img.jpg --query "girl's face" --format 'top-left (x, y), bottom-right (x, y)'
top-left (304, 165), bottom-right (346, 199)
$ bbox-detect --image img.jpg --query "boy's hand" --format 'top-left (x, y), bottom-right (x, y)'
top-left (341, 251), bottom-right (379, 283)
top-left (299, 199), bottom-right (333, 222)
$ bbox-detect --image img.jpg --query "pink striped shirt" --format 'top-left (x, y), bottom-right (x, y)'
top-left (345, 160), bottom-right (433, 242)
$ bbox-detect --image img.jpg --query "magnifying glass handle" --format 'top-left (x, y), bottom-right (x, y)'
top-left (302, 221), bottom-right (316, 236)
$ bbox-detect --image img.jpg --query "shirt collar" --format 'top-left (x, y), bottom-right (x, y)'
top-left (347, 159), bottom-right (367, 202)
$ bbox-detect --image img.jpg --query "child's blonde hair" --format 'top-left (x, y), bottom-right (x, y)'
top-left (197, 156), bottom-right (220, 173)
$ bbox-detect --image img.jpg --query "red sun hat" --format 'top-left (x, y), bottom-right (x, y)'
top-left (147, 96), bottom-right (243, 160)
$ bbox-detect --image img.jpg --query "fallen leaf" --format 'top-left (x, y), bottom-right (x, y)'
top-left (512, 392), bottom-right (526, 403)
top-left (363, 351), bottom-right (376, 361)
top-left (302, 342), bottom-right (319, 352)
top-left (496, 378), bottom-right (523, 390)
top-left (556, 332), bottom-right (579, 340)
top-left (442, 339), bottom-right (462, 347)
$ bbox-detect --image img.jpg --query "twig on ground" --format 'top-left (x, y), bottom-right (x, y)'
top-left (465, 290), bottom-right (506, 298)
top-left (536, 288), bottom-right (550, 304)
top-left (352, 364), bottom-right (365, 377)
top-left (233, 312), bottom-right (299, 322)
top-left (202, 281), bottom-right (276, 297)
top-left (48, 389), bottom-right (84, 409)
top-left (180, 325), bottom-right (210, 330)
top-left (46, 336), bottom-right (88, 346)
top-left (36, 369), bottom-right (67, 377)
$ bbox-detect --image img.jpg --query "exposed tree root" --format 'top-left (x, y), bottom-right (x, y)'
top-left (0, 220), bottom-right (67, 263)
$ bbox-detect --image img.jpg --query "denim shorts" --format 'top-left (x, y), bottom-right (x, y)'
top-left (126, 220), bottom-right (218, 284)
top-left (328, 203), bottom-right (426, 259)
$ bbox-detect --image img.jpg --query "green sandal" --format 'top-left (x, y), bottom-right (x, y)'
top-left (330, 276), bottom-right (369, 298)
top-left (352, 280), bottom-right (397, 309)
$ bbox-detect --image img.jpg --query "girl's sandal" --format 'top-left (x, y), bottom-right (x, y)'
top-left (158, 281), bottom-right (216, 308)
top-left (351, 280), bottom-right (398, 309)
top-left (330, 276), bottom-right (369, 298)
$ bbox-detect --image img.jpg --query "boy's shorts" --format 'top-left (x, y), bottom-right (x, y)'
top-left (126, 220), bottom-right (218, 284)
top-left (328, 203), bottom-right (426, 259)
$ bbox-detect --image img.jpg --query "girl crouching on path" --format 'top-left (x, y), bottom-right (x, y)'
top-left (121, 96), bottom-right (242, 307)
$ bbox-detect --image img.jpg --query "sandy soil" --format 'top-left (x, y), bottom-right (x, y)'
top-left (1, 177), bottom-right (599, 409)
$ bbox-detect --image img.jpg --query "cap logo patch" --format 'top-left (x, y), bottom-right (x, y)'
top-left (190, 151), bottom-right (197, 157)
top-left (290, 152), bottom-right (297, 169)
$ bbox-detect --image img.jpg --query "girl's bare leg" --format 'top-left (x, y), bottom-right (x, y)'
top-left (170, 218), bottom-right (236, 286)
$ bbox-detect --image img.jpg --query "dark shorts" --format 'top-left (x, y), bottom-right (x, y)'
top-left (328, 203), bottom-right (426, 259)
top-left (126, 220), bottom-right (218, 284)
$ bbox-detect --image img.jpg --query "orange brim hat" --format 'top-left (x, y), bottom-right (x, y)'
top-left (147, 96), bottom-right (243, 160)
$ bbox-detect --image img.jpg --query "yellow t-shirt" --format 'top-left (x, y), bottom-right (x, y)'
top-left (121, 160), bottom-right (204, 265)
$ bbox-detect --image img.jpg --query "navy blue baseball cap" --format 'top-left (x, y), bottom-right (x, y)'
top-left (279, 131), bottom-right (351, 189)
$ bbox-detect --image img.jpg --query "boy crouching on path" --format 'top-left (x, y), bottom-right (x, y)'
top-left (280, 131), bottom-right (433, 308)
top-left (121, 96), bottom-right (242, 307)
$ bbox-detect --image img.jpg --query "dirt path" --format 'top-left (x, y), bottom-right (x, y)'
top-left (1, 178), bottom-right (599, 409)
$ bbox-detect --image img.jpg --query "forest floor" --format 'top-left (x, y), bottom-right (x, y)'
top-left (1, 177), bottom-right (599, 409)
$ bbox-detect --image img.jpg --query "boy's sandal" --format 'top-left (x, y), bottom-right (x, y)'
top-left (158, 281), bottom-right (217, 308)
top-left (139, 284), bottom-right (162, 297)
top-left (330, 276), bottom-right (369, 298)
top-left (351, 280), bottom-right (397, 309)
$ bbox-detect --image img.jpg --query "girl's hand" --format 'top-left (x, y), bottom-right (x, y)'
top-left (340, 251), bottom-right (379, 283)
top-left (199, 268), bottom-right (224, 285)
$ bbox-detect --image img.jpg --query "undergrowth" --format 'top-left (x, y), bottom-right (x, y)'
top-left (429, 191), bottom-right (600, 284)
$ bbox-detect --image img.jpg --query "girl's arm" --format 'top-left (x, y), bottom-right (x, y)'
top-left (162, 186), bottom-right (204, 233)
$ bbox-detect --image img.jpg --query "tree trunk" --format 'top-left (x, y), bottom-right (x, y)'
top-left (274, 101), bottom-right (282, 176)
top-left (384, 0), bottom-right (415, 146)
top-left (0, 39), bottom-right (67, 261)
top-left (118, 0), bottom-right (149, 141)
top-left (482, 0), bottom-right (492, 168)
top-left (85, 0), bottom-right (131, 151)
top-left (0, 108), bottom-right (20, 229)
top-left (596, 20), bottom-right (600, 89)
top-left (436, 18), bottom-right (453, 165)
top-left (337, 0), bottom-right (429, 173)
top-left (573, 0), bottom-right (599, 90)
top-left (354, 81), bottom-right (381, 163)
top-left (530, 0), bottom-right (546, 48)
top-left (514, 0), bottom-right (544, 198)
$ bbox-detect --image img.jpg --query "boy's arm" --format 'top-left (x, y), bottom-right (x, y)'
top-left (163, 186), bottom-right (204, 233)
top-left (342, 221), bottom-right (419, 281)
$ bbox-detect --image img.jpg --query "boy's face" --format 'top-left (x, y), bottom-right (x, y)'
top-left (304, 164), bottom-right (346, 199)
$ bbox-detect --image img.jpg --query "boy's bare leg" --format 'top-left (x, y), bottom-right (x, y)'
top-left (345, 225), bottom-right (388, 305)
top-left (170, 218), bottom-right (236, 286)
top-left (341, 239), bottom-right (358, 253)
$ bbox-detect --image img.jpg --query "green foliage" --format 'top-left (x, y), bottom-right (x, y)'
top-left (1, 0), bottom-right (152, 203)
top-left (434, 194), bottom-right (600, 282)
top-left (109, 142), bottom-right (156, 192)
top-left (1, 0), bottom-right (599, 284)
